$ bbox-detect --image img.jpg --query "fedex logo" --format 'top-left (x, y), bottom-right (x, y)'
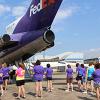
top-left (30, 0), bottom-right (56, 17)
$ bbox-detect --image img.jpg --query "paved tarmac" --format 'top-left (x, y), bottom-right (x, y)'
top-left (1, 73), bottom-right (96, 100)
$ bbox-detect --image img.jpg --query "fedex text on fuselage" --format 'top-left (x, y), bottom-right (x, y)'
top-left (30, 0), bottom-right (56, 17)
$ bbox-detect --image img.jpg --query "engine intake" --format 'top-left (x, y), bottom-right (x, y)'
top-left (2, 34), bottom-right (10, 42)
top-left (43, 30), bottom-right (55, 44)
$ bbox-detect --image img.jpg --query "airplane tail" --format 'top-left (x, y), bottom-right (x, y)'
top-left (13, 0), bottom-right (63, 34)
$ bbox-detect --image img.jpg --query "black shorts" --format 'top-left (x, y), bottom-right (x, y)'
top-left (3, 77), bottom-right (9, 80)
top-left (16, 80), bottom-right (25, 86)
top-left (47, 77), bottom-right (52, 80)
top-left (87, 77), bottom-right (93, 81)
top-left (76, 76), bottom-right (82, 81)
top-left (0, 81), bottom-right (3, 85)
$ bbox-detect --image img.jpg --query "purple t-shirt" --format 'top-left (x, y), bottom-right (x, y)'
top-left (0, 69), bottom-right (3, 81)
top-left (33, 65), bottom-right (44, 81)
top-left (66, 68), bottom-right (73, 78)
top-left (92, 69), bottom-right (100, 83)
top-left (45, 67), bottom-right (53, 77)
top-left (76, 66), bottom-right (81, 73)
top-left (81, 67), bottom-right (86, 77)
top-left (2, 67), bottom-right (10, 77)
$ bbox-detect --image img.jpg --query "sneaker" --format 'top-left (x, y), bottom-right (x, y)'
top-left (71, 90), bottom-right (74, 92)
top-left (65, 90), bottom-right (69, 92)
top-left (79, 89), bottom-right (83, 92)
top-left (90, 92), bottom-right (94, 95)
top-left (83, 91), bottom-right (87, 94)
top-left (15, 97), bottom-right (20, 100)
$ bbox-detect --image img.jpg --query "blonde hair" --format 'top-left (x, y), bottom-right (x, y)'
top-left (2, 63), bottom-right (7, 67)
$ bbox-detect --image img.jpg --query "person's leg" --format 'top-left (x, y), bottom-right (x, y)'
top-left (21, 85), bottom-right (26, 98)
top-left (70, 79), bottom-right (73, 91)
top-left (79, 80), bottom-right (83, 91)
top-left (39, 81), bottom-right (43, 97)
top-left (50, 80), bottom-right (53, 91)
top-left (83, 82), bottom-right (87, 93)
top-left (0, 85), bottom-right (3, 96)
top-left (77, 77), bottom-right (81, 90)
top-left (66, 78), bottom-right (70, 91)
top-left (91, 80), bottom-right (94, 93)
top-left (47, 80), bottom-right (50, 91)
top-left (17, 86), bottom-right (21, 98)
top-left (65, 78), bottom-right (69, 91)
top-left (35, 82), bottom-right (39, 97)
top-left (96, 87), bottom-right (100, 100)
top-left (4, 79), bottom-right (8, 90)
top-left (87, 81), bottom-right (91, 91)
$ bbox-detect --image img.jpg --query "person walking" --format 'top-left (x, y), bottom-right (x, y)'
top-left (45, 64), bottom-right (53, 92)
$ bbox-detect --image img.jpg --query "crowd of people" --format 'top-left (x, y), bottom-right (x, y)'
top-left (66, 62), bottom-right (100, 100)
top-left (0, 60), bottom-right (100, 100)
top-left (0, 61), bottom-right (53, 100)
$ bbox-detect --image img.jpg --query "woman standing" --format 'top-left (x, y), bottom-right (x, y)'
top-left (92, 63), bottom-right (100, 100)
top-left (33, 60), bottom-right (44, 98)
top-left (45, 64), bottom-right (53, 92)
top-left (16, 63), bottom-right (25, 99)
top-left (87, 62), bottom-right (95, 94)
top-left (66, 64), bottom-right (73, 92)
top-left (2, 63), bottom-right (10, 91)
top-left (0, 65), bottom-right (4, 96)
top-left (81, 64), bottom-right (87, 93)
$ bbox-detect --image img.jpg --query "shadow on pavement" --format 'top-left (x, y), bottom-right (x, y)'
top-left (77, 96), bottom-right (94, 100)
top-left (27, 92), bottom-right (36, 96)
top-left (12, 93), bottom-right (18, 97)
top-left (53, 82), bottom-right (66, 85)
top-left (58, 88), bottom-right (65, 91)
top-left (53, 78), bottom-right (66, 80)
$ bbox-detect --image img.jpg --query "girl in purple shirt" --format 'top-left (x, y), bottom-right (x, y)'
top-left (0, 65), bottom-right (4, 96)
top-left (2, 63), bottom-right (10, 91)
top-left (81, 64), bottom-right (87, 93)
top-left (66, 64), bottom-right (73, 92)
top-left (45, 64), bottom-right (53, 92)
top-left (33, 60), bottom-right (44, 98)
top-left (92, 63), bottom-right (100, 100)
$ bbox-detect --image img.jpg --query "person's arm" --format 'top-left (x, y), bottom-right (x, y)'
top-left (15, 70), bottom-right (18, 76)
top-left (0, 73), bottom-right (3, 77)
top-left (72, 69), bottom-right (74, 75)
top-left (86, 68), bottom-right (88, 79)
